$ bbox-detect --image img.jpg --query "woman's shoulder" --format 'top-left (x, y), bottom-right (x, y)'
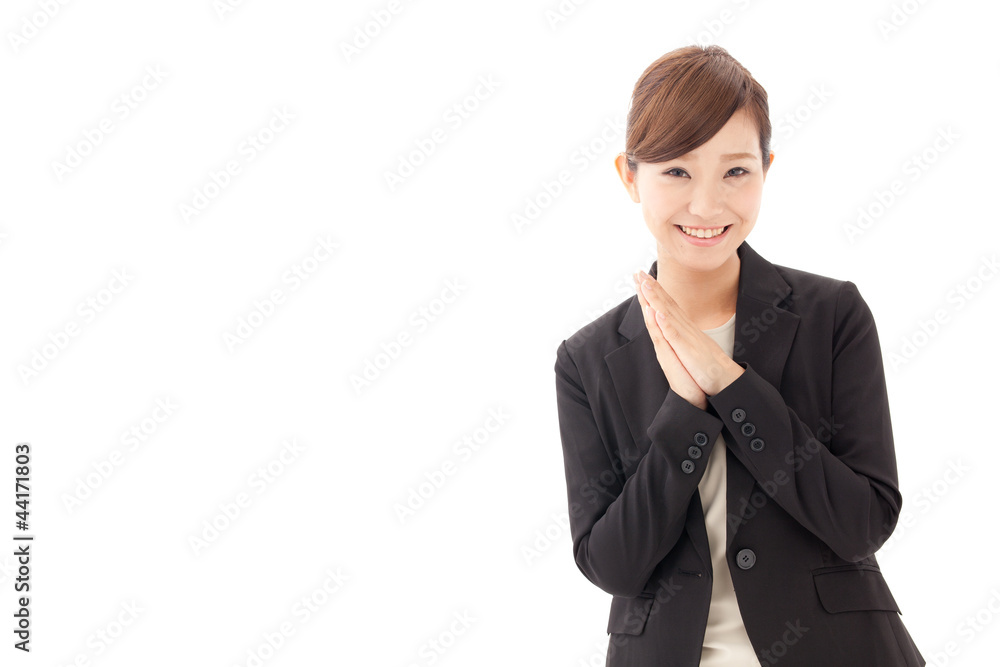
top-left (770, 260), bottom-right (872, 321)
top-left (771, 260), bottom-right (846, 300)
top-left (767, 260), bottom-right (881, 359)
top-left (555, 293), bottom-right (635, 373)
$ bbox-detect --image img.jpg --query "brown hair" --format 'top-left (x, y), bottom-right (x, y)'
top-left (624, 44), bottom-right (771, 176)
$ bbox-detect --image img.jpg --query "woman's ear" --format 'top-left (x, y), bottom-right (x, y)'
top-left (615, 152), bottom-right (641, 203)
top-left (764, 151), bottom-right (775, 181)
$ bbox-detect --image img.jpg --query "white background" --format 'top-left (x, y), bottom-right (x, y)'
top-left (1, 0), bottom-right (998, 665)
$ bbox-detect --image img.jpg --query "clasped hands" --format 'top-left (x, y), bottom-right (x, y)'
top-left (633, 269), bottom-right (744, 410)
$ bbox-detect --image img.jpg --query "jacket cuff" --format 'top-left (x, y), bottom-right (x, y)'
top-left (707, 361), bottom-right (777, 458)
top-left (646, 387), bottom-right (724, 477)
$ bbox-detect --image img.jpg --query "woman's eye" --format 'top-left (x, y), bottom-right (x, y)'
top-left (661, 167), bottom-right (749, 178)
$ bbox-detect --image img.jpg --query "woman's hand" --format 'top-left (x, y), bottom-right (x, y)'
top-left (633, 272), bottom-right (708, 410)
top-left (633, 270), bottom-right (744, 408)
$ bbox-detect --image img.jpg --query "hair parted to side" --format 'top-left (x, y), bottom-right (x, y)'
top-left (624, 44), bottom-right (771, 176)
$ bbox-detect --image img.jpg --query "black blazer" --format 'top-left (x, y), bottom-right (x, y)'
top-left (554, 241), bottom-right (925, 666)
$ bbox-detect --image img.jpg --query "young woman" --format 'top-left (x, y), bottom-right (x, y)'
top-left (554, 45), bottom-right (925, 666)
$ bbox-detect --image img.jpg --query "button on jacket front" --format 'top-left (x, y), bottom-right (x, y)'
top-left (553, 241), bottom-right (925, 666)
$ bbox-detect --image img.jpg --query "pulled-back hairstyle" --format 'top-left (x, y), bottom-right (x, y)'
top-left (624, 45), bottom-right (771, 175)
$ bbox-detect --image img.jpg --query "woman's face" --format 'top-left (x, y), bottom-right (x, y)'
top-left (617, 107), bottom-right (772, 271)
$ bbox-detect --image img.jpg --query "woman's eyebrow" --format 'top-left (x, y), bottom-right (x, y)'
top-left (676, 151), bottom-right (758, 161)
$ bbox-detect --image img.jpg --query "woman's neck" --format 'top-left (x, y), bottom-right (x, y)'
top-left (654, 251), bottom-right (740, 330)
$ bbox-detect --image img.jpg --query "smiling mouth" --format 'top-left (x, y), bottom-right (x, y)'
top-left (677, 224), bottom-right (731, 239)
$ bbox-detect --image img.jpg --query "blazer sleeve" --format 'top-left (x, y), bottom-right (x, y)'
top-left (706, 279), bottom-right (903, 562)
top-left (554, 339), bottom-right (726, 598)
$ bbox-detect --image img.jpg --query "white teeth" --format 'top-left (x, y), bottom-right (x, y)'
top-left (680, 225), bottom-right (727, 238)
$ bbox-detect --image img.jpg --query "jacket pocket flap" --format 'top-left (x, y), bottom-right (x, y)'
top-left (607, 594), bottom-right (655, 635)
top-left (813, 566), bottom-right (900, 614)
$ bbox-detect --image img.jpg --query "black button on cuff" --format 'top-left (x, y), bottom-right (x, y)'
top-left (688, 446), bottom-right (702, 459)
top-left (731, 408), bottom-right (746, 423)
top-left (681, 459), bottom-right (695, 474)
top-left (740, 422), bottom-right (756, 436)
top-left (693, 431), bottom-right (709, 446)
top-left (750, 438), bottom-right (765, 452)
top-left (736, 548), bottom-right (756, 570)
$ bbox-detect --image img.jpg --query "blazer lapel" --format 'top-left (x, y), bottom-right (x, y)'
top-left (604, 240), bottom-right (800, 569)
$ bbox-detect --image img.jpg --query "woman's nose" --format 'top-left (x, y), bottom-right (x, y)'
top-left (687, 181), bottom-right (725, 218)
